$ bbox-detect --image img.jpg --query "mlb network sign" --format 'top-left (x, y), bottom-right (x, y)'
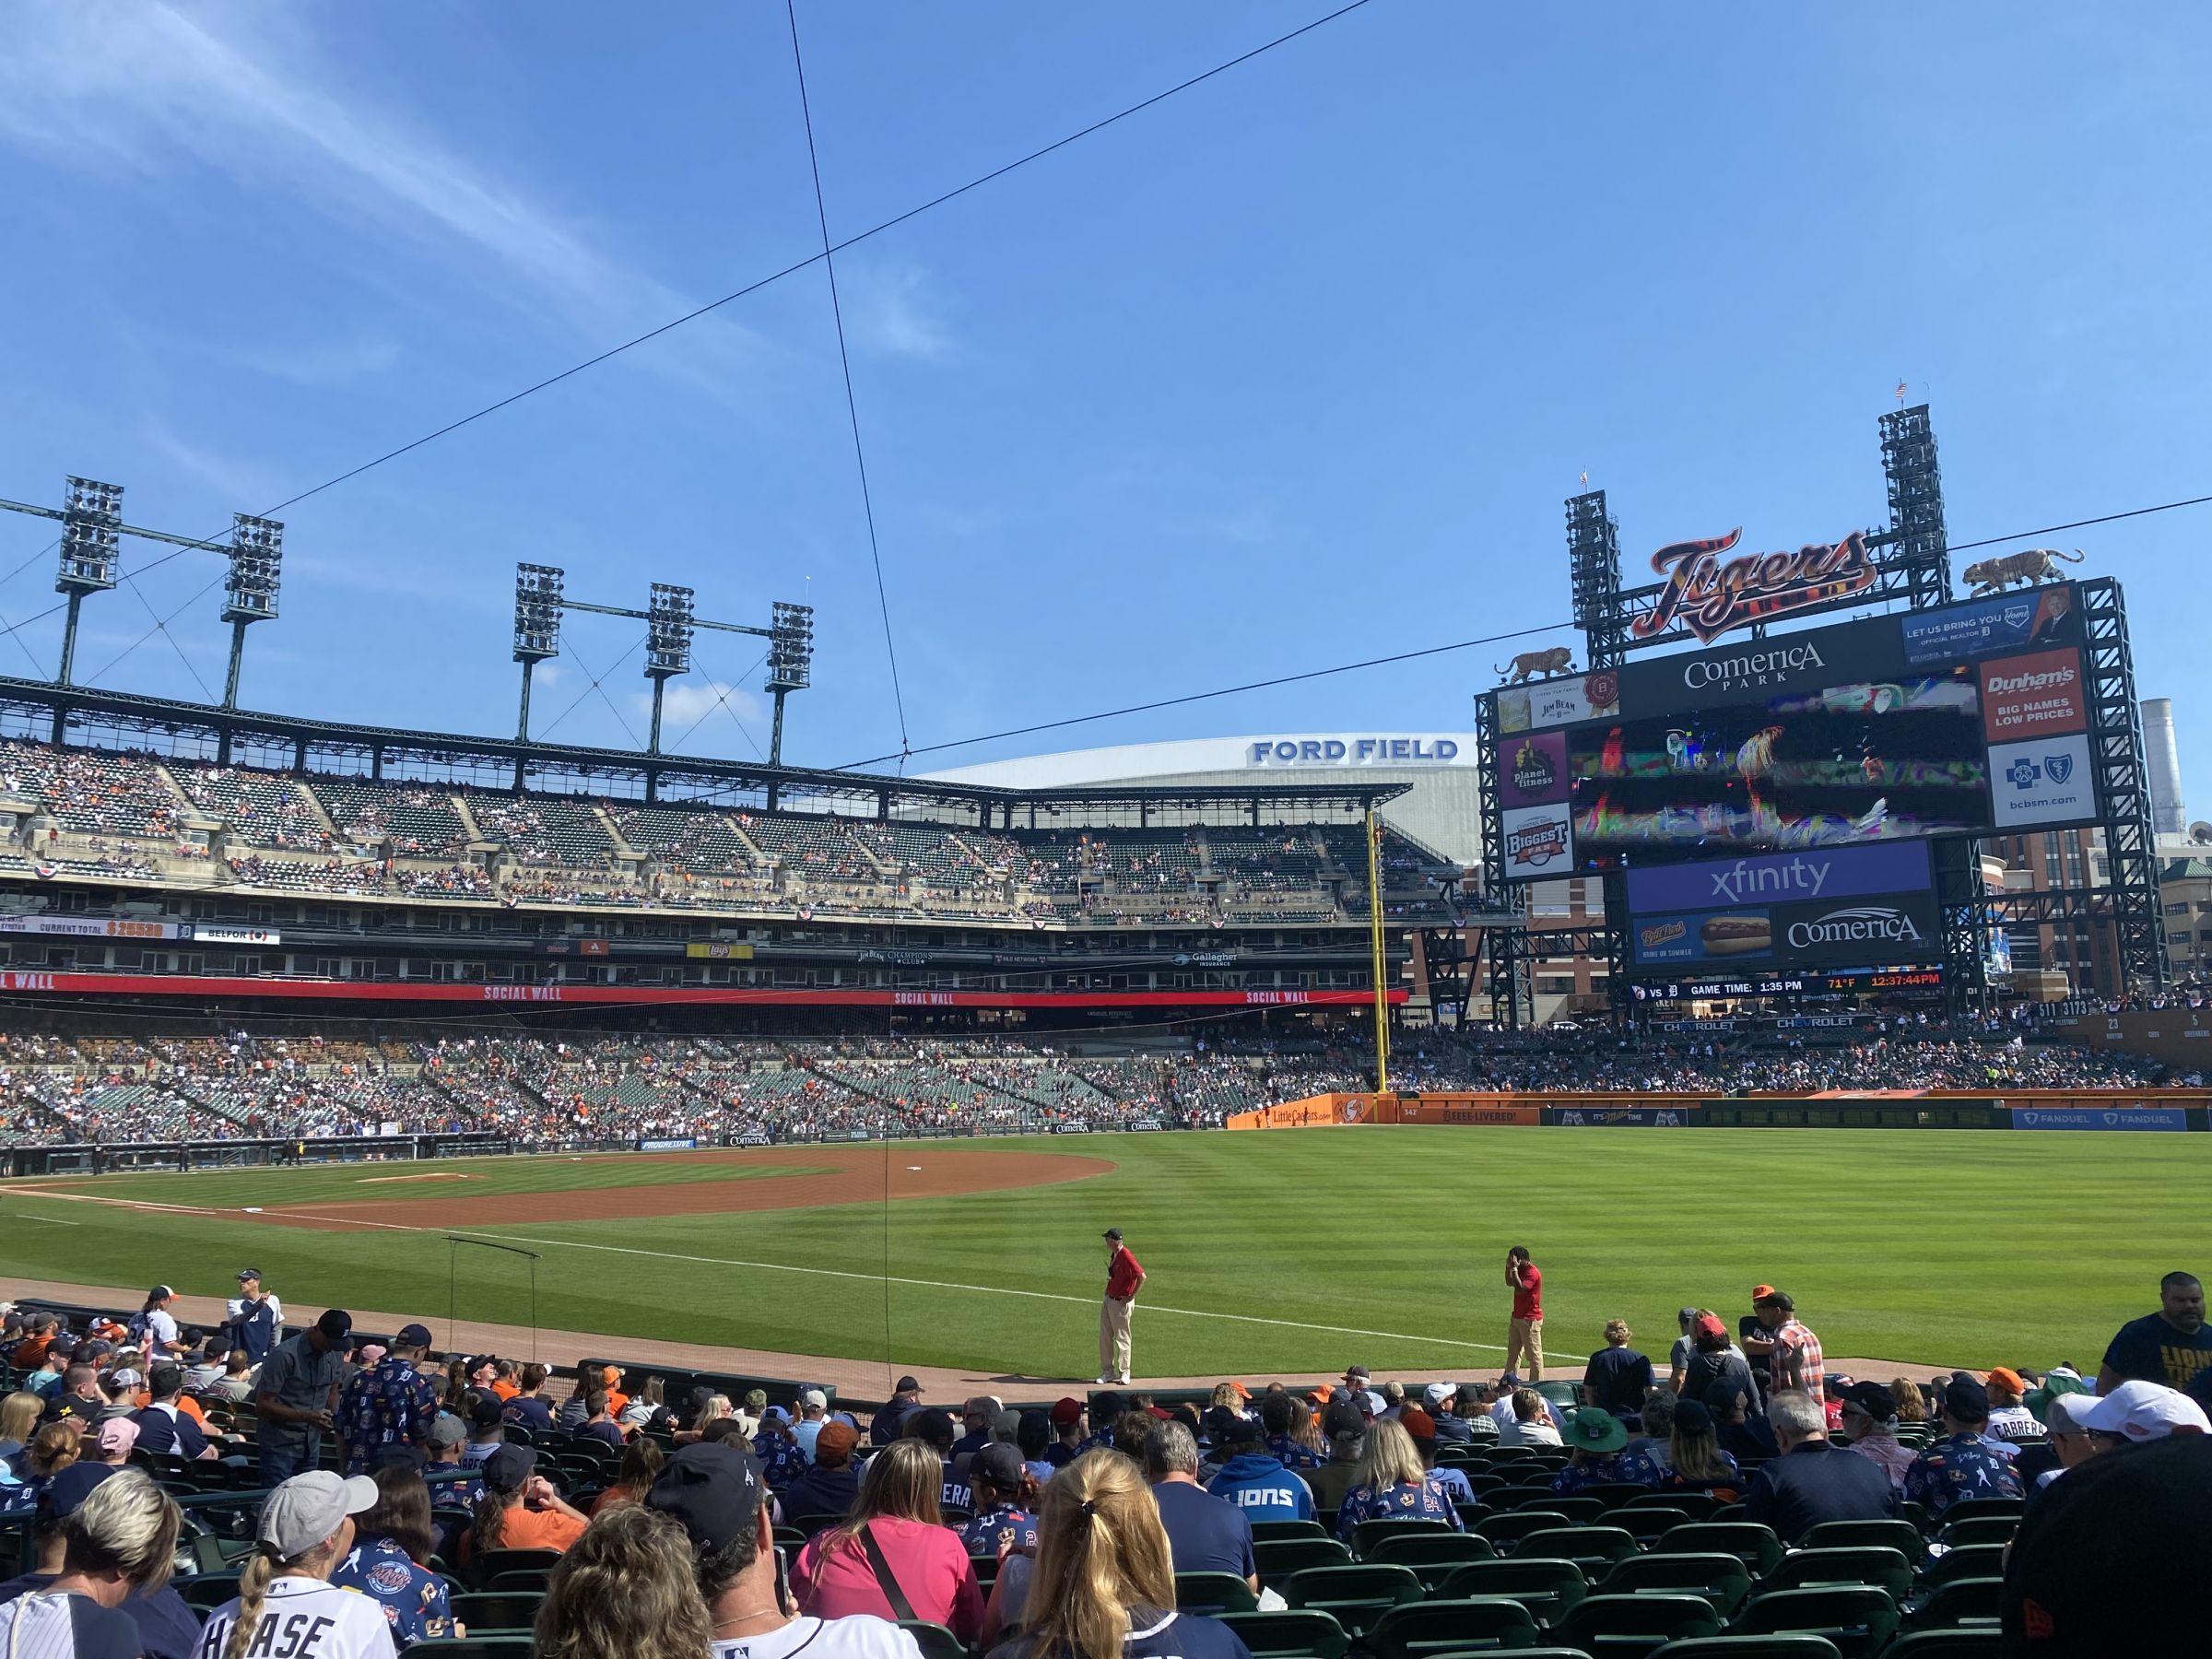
top-left (1247, 736), bottom-right (1462, 766)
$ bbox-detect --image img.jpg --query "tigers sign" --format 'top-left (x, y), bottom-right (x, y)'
top-left (1630, 528), bottom-right (1877, 644)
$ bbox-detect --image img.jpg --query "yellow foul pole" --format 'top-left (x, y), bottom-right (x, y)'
top-left (1366, 808), bottom-right (1390, 1095)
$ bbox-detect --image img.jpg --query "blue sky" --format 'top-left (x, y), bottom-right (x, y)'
top-left (1, 4), bottom-right (2207, 803)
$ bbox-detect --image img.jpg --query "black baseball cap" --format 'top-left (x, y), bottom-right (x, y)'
top-left (1671, 1398), bottom-right (1714, 1433)
top-left (2003, 1432), bottom-right (2212, 1656)
top-left (1322, 1400), bottom-right (1366, 1438)
top-left (895, 1375), bottom-right (924, 1394)
top-left (1839, 1382), bottom-right (1898, 1420)
top-left (1941, 1372), bottom-right (1991, 1422)
top-left (371, 1443), bottom-right (429, 1472)
top-left (467, 1393), bottom-right (507, 1430)
top-left (482, 1444), bottom-right (537, 1491)
top-left (1222, 1415), bottom-right (1265, 1447)
top-left (645, 1441), bottom-right (770, 1557)
top-left (1102, 1228), bottom-right (1124, 1241)
top-left (314, 1310), bottom-right (352, 1340)
top-left (972, 1443), bottom-right (1025, 1489)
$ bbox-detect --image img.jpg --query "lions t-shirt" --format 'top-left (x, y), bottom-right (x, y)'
top-left (712, 1614), bottom-right (922, 1659)
top-left (2101, 1314), bottom-right (2212, 1392)
top-left (194, 1576), bottom-right (397, 1659)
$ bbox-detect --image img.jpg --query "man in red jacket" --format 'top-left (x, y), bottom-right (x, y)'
top-left (1099, 1227), bottom-right (1146, 1385)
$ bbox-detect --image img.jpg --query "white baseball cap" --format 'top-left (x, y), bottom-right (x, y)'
top-left (802, 1388), bottom-right (828, 1408)
top-left (1424, 1382), bottom-right (1456, 1406)
top-left (260, 1470), bottom-right (379, 1558)
top-left (2077, 1381), bottom-right (2212, 1443)
top-left (2045, 1393), bottom-right (2099, 1434)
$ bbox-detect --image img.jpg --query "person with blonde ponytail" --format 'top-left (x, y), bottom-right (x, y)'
top-left (194, 1470), bottom-right (394, 1659)
top-left (985, 1450), bottom-right (1250, 1659)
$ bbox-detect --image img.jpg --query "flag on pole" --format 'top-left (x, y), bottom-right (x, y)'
top-left (1895, 380), bottom-right (1908, 404)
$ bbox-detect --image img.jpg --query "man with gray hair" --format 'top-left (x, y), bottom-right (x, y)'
top-left (1144, 1422), bottom-right (1257, 1593)
top-left (1740, 1388), bottom-right (1895, 1543)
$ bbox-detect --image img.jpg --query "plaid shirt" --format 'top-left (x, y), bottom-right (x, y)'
top-left (338, 1357), bottom-right (441, 1474)
top-left (1770, 1319), bottom-right (1825, 1396)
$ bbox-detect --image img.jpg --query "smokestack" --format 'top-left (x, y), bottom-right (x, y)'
top-left (2142, 697), bottom-right (2186, 838)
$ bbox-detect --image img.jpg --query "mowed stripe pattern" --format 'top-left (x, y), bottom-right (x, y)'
top-left (0, 1126), bottom-right (2202, 1377)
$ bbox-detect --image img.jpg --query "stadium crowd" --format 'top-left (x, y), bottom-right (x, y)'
top-left (0, 1018), bottom-right (2189, 1148)
top-left (1, 1267), bottom-right (2207, 1658)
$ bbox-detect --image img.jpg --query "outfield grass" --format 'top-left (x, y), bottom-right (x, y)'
top-left (1, 1127), bottom-right (2199, 1380)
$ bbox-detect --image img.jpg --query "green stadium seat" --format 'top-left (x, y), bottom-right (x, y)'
top-left (1473, 1512), bottom-right (1571, 1552)
top-left (406, 1641), bottom-right (535, 1659)
top-left (1756, 1547), bottom-right (1913, 1603)
top-left (1798, 1521), bottom-right (1924, 1563)
top-left (1363, 1530), bottom-right (1496, 1589)
top-left (1932, 1498), bottom-right (2021, 1530)
top-left (467, 1547), bottom-right (562, 1590)
top-left (1173, 1571), bottom-right (1259, 1615)
top-left (1352, 1517), bottom-right (1454, 1559)
top-left (1575, 1482), bottom-right (1657, 1511)
top-left (447, 1593), bottom-right (545, 1633)
top-left (897, 1622), bottom-right (970, 1659)
top-left (1596, 1552), bottom-right (1753, 1618)
top-left (1652, 1523), bottom-right (1784, 1578)
top-left (1434, 1559), bottom-right (1589, 1627)
top-left (1618, 1508), bottom-right (1693, 1547)
top-left (1916, 1544), bottom-right (2006, 1591)
top-left (785, 1512), bottom-right (845, 1537)
top-left (1931, 1517), bottom-right (2016, 1550)
top-left (1630, 1491), bottom-right (1721, 1522)
top-left (1512, 1524), bottom-right (1637, 1579)
top-left (175, 1574), bottom-right (242, 1611)
top-left (1251, 1520), bottom-right (1330, 1542)
top-left (484, 1570), bottom-right (552, 1594)
top-left (1253, 1536), bottom-right (1353, 1583)
top-left (1550, 1591), bottom-right (1723, 1656)
top-left (1216, 1609), bottom-right (1351, 1659)
top-left (1283, 1563), bottom-right (1423, 1634)
top-left (1730, 1585), bottom-right (1900, 1659)
top-left (1647, 1640), bottom-right (1842, 1659)
top-left (1364, 1596), bottom-right (1542, 1659)
top-left (1901, 1578), bottom-right (2004, 1632)
top-left (1524, 1497), bottom-right (1606, 1524)
top-left (1879, 1631), bottom-right (1999, 1659)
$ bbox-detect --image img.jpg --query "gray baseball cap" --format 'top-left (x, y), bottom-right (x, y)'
top-left (259, 1471), bottom-right (378, 1558)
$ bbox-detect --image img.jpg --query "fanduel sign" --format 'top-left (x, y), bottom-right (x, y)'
top-left (1246, 736), bottom-right (1462, 766)
top-left (1626, 840), bottom-right (1933, 917)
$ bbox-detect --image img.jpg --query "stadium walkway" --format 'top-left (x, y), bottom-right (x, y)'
top-left (0, 1277), bottom-right (1962, 1404)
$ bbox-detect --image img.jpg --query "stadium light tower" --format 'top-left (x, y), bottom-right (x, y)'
top-left (642, 582), bottom-right (696, 755)
top-left (53, 475), bottom-right (124, 688)
top-left (765, 600), bottom-right (814, 769)
top-left (219, 513), bottom-right (284, 710)
top-left (512, 563), bottom-right (565, 745)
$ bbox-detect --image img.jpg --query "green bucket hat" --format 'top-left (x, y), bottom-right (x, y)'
top-left (1564, 1406), bottom-right (1629, 1453)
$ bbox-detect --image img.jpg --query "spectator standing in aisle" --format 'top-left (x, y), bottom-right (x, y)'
top-left (1502, 1247), bottom-right (1543, 1383)
top-left (253, 1310), bottom-right (353, 1486)
top-left (1755, 1292), bottom-right (1824, 1396)
top-left (338, 1324), bottom-right (440, 1476)
top-left (1583, 1321), bottom-right (1653, 1418)
top-left (1099, 1229), bottom-right (1145, 1386)
top-left (2098, 1270), bottom-right (2212, 1394)
top-left (225, 1270), bottom-right (283, 1368)
top-left (1667, 1308), bottom-right (1699, 1394)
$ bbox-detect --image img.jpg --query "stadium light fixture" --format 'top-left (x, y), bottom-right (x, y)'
top-left (512, 563), bottom-right (566, 762)
top-left (642, 582), bottom-right (696, 755)
top-left (53, 475), bottom-right (123, 689)
top-left (218, 512), bottom-right (285, 711)
top-left (765, 599), bottom-right (814, 770)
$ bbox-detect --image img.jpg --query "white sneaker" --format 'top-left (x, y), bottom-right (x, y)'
top-left (1115, 1374), bottom-right (1133, 1385)
top-left (1096, 1375), bottom-right (1113, 1384)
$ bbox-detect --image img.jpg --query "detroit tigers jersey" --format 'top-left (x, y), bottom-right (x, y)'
top-left (194, 1576), bottom-right (396, 1659)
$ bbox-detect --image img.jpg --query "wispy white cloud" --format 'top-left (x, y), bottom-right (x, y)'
top-left (629, 680), bottom-right (770, 754)
top-left (141, 421), bottom-right (282, 505)
top-left (0, 2), bottom-right (770, 400)
top-left (226, 335), bottom-right (402, 389)
top-left (841, 259), bottom-right (953, 359)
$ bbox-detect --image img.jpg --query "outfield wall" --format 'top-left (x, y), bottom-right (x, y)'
top-left (1229, 1090), bottom-right (2212, 1132)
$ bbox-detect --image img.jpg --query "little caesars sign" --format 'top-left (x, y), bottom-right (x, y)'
top-left (1247, 736), bottom-right (1463, 766)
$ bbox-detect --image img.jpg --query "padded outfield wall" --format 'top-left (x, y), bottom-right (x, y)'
top-left (1229, 1090), bottom-right (2212, 1131)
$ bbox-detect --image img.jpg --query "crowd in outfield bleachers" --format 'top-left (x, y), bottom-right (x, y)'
top-left (0, 1018), bottom-right (2188, 1149)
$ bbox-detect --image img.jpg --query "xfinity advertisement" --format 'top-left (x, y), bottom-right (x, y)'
top-left (1625, 842), bottom-right (1937, 977)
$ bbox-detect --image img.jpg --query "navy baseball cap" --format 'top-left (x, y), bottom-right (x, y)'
top-left (395, 1323), bottom-right (433, 1348)
top-left (39, 1462), bottom-right (119, 1523)
top-left (645, 1442), bottom-right (769, 1557)
top-left (467, 1393), bottom-right (506, 1430)
top-left (482, 1444), bottom-right (537, 1490)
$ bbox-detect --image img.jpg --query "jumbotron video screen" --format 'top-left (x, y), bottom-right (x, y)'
top-left (1488, 582), bottom-right (2097, 887)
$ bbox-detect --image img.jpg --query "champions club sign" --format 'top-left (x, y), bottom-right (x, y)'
top-left (1630, 528), bottom-right (1877, 645)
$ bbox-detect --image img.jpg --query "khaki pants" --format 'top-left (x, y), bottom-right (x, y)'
top-left (1100, 1296), bottom-right (1133, 1381)
top-left (1506, 1316), bottom-right (1544, 1381)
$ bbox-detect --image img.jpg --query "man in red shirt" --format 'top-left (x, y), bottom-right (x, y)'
top-left (1099, 1227), bottom-right (1146, 1385)
top-left (1504, 1246), bottom-right (1544, 1384)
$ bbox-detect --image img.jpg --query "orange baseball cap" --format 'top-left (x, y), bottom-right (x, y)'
top-left (1751, 1285), bottom-right (1776, 1301)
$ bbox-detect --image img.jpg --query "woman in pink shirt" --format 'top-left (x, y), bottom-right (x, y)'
top-left (792, 1438), bottom-right (984, 1641)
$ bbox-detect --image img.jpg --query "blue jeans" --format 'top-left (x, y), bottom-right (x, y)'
top-left (258, 1434), bottom-right (317, 1487)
